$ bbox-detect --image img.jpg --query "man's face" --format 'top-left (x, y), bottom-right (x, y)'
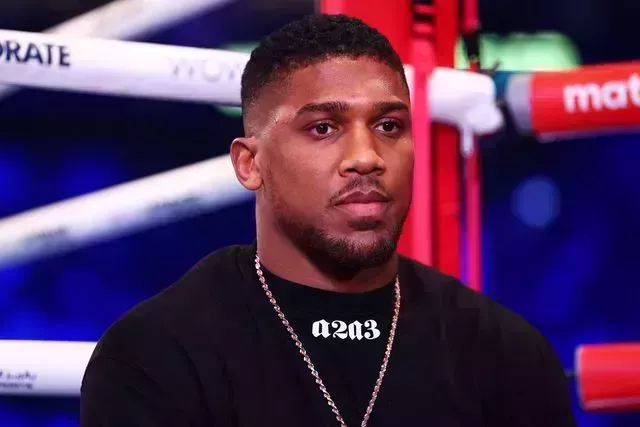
top-left (255, 57), bottom-right (413, 272)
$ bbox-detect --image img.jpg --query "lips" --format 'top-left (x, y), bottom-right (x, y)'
top-left (334, 190), bottom-right (391, 218)
top-left (334, 190), bottom-right (390, 205)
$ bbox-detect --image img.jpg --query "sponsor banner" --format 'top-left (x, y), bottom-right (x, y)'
top-left (0, 154), bottom-right (251, 269)
top-left (0, 29), bottom-right (249, 105)
top-left (531, 62), bottom-right (640, 135)
top-left (0, 340), bottom-right (95, 397)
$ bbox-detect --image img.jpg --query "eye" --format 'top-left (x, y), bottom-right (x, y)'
top-left (308, 122), bottom-right (337, 138)
top-left (375, 119), bottom-right (403, 134)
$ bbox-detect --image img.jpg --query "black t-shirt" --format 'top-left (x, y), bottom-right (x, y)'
top-left (80, 244), bottom-right (576, 427)
top-left (262, 267), bottom-right (395, 426)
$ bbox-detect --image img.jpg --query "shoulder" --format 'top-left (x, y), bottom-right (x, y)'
top-left (398, 257), bottom-right (569, 405)
top-left (398, 256), bottom-right (550, 350)
top-left (81, 245), bottom-right (254, 417)
top-left (89, 244), bottom-right (254, 363)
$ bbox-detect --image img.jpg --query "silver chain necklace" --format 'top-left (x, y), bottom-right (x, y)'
top-left (254, 253), bottom-right (401, 427)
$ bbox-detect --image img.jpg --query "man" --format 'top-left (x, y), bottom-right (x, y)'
top-left (80, 14), bottom-right (575, 427)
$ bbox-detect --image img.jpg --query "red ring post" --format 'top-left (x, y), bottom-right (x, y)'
top-left (431, 0), bottom-right (461, 278)
top-left (461, 0), bottom-right (482, 292)
top-left (319, 0), bottom-right (412, 63)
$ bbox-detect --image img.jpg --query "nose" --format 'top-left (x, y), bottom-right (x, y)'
top-left (338, 125), bottom-right (386, 177)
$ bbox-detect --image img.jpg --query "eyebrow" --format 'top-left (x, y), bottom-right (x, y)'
top-left (372, 101), bottom-right (410, 116)
top-left (294, 101), bottom-right (349, 118)
top-left (294, 100), bottom-right (409, 119)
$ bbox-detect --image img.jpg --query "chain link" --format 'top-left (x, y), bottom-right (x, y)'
top-left (255, 254), bottom-right (401, 427)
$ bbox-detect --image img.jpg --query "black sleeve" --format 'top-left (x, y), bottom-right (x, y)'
top-left (80, 356), bottom-right (193, 427)
top-left (487, 307), bottom-right (577, 427)
top-left (79, 312), bottom-right (207, 427)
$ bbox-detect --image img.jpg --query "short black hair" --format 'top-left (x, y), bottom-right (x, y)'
top-left (241, 14), bottom-right (407, 115)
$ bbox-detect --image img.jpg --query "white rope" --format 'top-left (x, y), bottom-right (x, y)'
top-left (0, 0), bottom-right (236, 103)
top-left (0, 29), bottom-right (248, 105)
top-left (0, 340), bottom-right (95, 396)
top-left (0, 155), bottom-right (251, 269)
top-left (0, 29), bottom-right (503, 131)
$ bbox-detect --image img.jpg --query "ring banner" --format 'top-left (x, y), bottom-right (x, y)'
top-left (506, 62), bottom-right (640, 140)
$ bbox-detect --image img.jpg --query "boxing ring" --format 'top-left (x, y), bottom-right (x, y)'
top-left (0, 0), bottom-right (639, 416)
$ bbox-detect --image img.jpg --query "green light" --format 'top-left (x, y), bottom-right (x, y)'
top-left (214, 43), bottom-right (258, 118)
top-left (456, 32), bottom-right (581, 71)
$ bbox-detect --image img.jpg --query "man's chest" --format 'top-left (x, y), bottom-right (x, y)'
top-left (287, 311), bottom-right (393, 425)
top-left (208, 309), bottom-right (489, 427)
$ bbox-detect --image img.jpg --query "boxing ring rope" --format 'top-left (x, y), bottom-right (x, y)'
top-left (0, 27), bottom-right (639, 411)
top-left (0, 0), bottom-right (237, 103)
top-left (0, 155), bottom-right (251, 269)
top-left (0, 29), bottom-right (249, 105)
top-left (0, 341), bottom-right (95, 396)
top-left (0, 29), bottom-right (500, 117)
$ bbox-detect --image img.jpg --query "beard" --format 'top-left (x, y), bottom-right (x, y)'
top-left (274, 207), bottom-right (407, 278)
top-left (262, 167), bottom-right (410, 278)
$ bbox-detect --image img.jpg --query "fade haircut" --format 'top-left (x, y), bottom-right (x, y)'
top-left (240, 14), bottom-right (408, 126)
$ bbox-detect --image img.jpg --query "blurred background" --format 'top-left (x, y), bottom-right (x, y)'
top-left (0, 0), bottom-right (639, 425)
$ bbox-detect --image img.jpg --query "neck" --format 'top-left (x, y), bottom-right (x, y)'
top-left (256, 225), bottom-right (398, 294)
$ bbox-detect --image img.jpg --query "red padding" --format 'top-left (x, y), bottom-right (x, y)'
top-left (531, 62), bottom-right (640, 136)
top-left (577, 343), bottom-right (640, 412)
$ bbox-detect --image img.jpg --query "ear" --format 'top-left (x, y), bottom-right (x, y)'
top-left (230, 137), bottom-right (262, 191)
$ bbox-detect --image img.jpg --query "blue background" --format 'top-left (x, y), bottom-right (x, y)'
top-left (1, 1), bottom-right (639, 425)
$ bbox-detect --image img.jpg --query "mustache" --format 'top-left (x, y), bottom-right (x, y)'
top-left (328, 176), bottom-right (393, 205)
